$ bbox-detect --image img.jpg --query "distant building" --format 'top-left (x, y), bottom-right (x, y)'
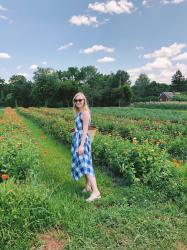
top-left (159, 92), bottom-right (174, 101)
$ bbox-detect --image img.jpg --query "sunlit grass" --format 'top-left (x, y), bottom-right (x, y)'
top-left (18, 112), bottom-right (187, 250)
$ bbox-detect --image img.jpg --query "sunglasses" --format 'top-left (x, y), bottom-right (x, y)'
top-left (74, 99), bottom-right (84, 103)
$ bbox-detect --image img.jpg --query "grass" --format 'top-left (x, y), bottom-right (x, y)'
top-left (18, 112), bottom-right (187, 250)
top-left (132, 101), bottom-right (187, 110)
top-left (91, 107), bottom-right (187, 122)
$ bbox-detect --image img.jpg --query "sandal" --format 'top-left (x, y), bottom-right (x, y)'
top-left (82, 186), bottom-right (92, 193)
top-left (86, 193), bottom-right (101, 202)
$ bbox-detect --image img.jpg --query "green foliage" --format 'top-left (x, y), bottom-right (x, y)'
top-left (132, 101), bottom-right (187, 110)
top-left (1, 67), bottom-right (187, 107)
top-left (32, 67), bottom-right (61, 107)
top-left (93, 134), bottom-right (184, 198)
top-left (4, 93), bottom-right (15, 107)
top-left (0, 180), bottom-right (56, 249)
top-left (0, 108), bottom-right (58, 249)
top-left (0, 137), bottom-right (40, 180)
top-left (20, 114), bottom-right (187, 250)
top-left (8, 75), bottom-right (32, 107)
top-left (0, 108), bottom-right (40, 181)
top-left (57, 80), bottom-right (78, 107)
top-left (112, 84), bottom-right (132, 106)
top-left (168, 137), bottom-right (187, 161)
top-left (171, 70), bottom-right (187, 92)
top-left (173, 92), bottom-right (187, 101)
top-left (133, 73), bottom-right (151, 97)
top-left (18, 107), bottom-right (186, 199)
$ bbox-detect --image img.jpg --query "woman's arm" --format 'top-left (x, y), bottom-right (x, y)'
top-left (80, 111), bottom-right (90, 147)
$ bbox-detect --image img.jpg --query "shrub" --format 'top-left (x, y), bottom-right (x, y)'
top-left (0, 180), bottom-right (57, 249)
top-left (168, 137), bottom-right (187, 161)
top-left (0, 137), bottom-right (40, 181)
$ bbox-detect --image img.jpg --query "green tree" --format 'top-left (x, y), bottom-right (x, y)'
top-left (144, 81), bottom-right (170, 97)
top-left (113, 70), bottom-right (131, 88)
top-left (79, 66), bottom-right (98, 84)
top-left (58, 67), bottom-right (81, 82)
top-left (4, 93), bottom-right (15, 107)
top-left (171, 70), bottom-right (186, 92)
top-left (0, 77), bottom-right (5, 106)
top-left (112, 84), bottom-right (132, 106)
top-left (9, 75), bottom-right (31, 107)
top-left (32, 68), bottom-right (60, 107)
top-left (132, 73), bottom-right (151, 98)
top-left (57, 80), bottom-right (78, 107)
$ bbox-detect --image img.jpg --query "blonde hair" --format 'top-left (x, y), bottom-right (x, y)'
top-left (72, 92), bottom-right (90, 114)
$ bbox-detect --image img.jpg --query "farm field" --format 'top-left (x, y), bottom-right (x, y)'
top-left (0, 106), bottom-right (187, 249)
top-left (0, 108), bottom-right (57, 249)
top-left (131, 102), bottom-right (187, 110)
top-left (92, 106), bottom-right (187, 122)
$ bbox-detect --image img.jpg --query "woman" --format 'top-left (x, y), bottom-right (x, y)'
top-left (71, 92), bottom-right (101, 202)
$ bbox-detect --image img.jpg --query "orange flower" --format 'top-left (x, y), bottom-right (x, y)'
top-left (40, 135), bottom-right (46, 139)
top-left (7, 189), bottom-right (14, 193)
top-left (1, 174), bottom-right (9, 180)
top-left (172, 158), bottom-right (180, 167)
top-left (44, 149), bottom-right (49, 156)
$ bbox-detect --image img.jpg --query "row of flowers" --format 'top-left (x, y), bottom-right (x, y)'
top-left (0, 108), bottom-right (40, 182)
top-left (0, 108), bottom-right (58, 248)
top-left (18, 107), bottom-right (186, 200)
top-left (29, 107), bottom-right (187, 161)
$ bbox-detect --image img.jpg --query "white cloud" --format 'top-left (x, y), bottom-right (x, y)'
top-left (81, 45), bottom-right (115, 54)
top-left (172, 52), bottom-right (187, 61)
top-left (17, 73), bottom-right (29, 78)
top-left (128, 57), bottom-right (187, 84)
top-left (142, 0), bottom-right (185, 7)
top-left (58, 42), bottom-right (73, 51)
top-left (175, 63), bottom-right (187, 72)
top-left (160, 0), bottom-right (185, 4)
top-left (143, 57), bottom-right (172, 70)
top-left (97, 56), bottom-right (116, 63)
top-left (88, 0), bottom-right (135, 14)
top-left (128, 43), bottom-right (187, 83)
top-left (128, 57), bottom-right (172, 75)
top-left (142, 0), bottom-right (150, 6)
top-left (29, 64), bottom-right (38, 70)
top-left (42, 61), bottom-right (47, 65)
top-left (0, 5), bottom-right (7, 11)
top-left (69, 15), bottom-right (99, 27)
top-left (0, 53), bottom-right (11, 59)
top-left (0, 15), bottom-right (8, 20)
top-left (144, 43), bottom-right (186, 59)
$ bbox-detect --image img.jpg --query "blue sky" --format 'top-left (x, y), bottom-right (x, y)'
top-left (0, 0), bottom-right (187, 83)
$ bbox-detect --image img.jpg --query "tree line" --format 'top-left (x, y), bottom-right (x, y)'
top-left (0, 66), bottom-right (187, 107)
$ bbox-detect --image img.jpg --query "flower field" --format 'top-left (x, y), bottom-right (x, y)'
top-left (1, 106), bottom-right (187, 249)
top-left (18, 107), bottom-right (187, 198)
top-left (0, 108), bottom-right (57, 249)
top-left (0, 108), bottom-right (40, 181)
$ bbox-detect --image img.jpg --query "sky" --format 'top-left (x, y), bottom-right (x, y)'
top-left (0, 0), bottom-right (187, 84)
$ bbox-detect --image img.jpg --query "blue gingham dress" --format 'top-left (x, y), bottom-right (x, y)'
top-left (71, 111), bottom-right (95, 180)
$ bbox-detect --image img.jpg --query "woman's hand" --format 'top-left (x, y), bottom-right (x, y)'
top-left (77, 145), bottom-right (84, 155)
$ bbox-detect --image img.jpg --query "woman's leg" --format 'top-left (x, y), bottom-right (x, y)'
top-left (84, 175), bottom-right (92, 191)
top-left (86, 174), bottom-right (100, 195)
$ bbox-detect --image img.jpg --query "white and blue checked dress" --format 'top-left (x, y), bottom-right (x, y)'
top-left (71, 111), bottom-right (95, 180)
